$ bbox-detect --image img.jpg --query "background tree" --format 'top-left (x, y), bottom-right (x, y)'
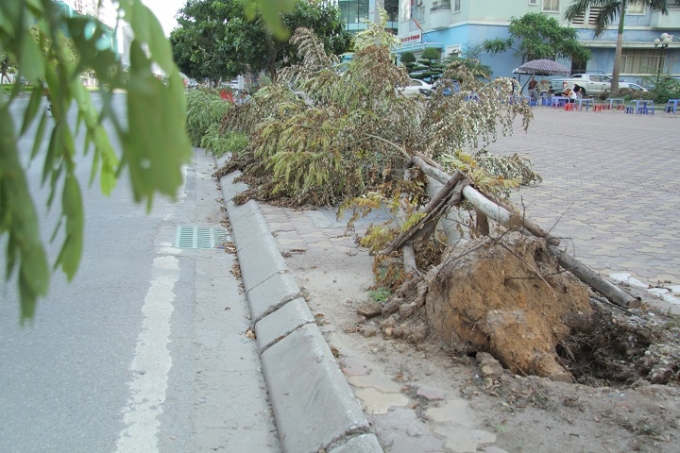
top-left (443, 55), bottom-right (492, 80)
top-left (403, 48), bottom-right (445, 82)
top-left (170, 0), bottom-right (351, 82)
top-left (482, 12), bottom-right (591, 64)
top-left (564, 0), bottom-right (679, 95)
top-left (400, 52), bottom-right (416, 65)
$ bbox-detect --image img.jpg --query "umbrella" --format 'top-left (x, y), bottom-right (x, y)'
top-left (513, 59), bottom-right (570, 76)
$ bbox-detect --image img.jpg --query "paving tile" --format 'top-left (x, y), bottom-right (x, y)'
top-left (425, 399), bottom-right (477, 428)
top-left (340, 356), bottom-right (373, 377)
top-left (433, 426), bottom-right (496, 453)
top-left (416, 386), bottom-right (447, 401)
top-left (354, 387), bottom-right (409, 415)
top-left (349, 374), bottom-right (403, 393)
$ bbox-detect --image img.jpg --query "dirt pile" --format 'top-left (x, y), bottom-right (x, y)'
top-left (378, 233), bottom-right (592, 381)
top-left (425, 232), bottom-right (592, 381)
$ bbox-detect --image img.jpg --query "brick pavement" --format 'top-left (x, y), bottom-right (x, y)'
top-left (485, 107), bottom-right (680, 287)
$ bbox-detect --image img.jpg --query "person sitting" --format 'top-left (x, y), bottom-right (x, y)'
top-left (573, 84), bottom-right (583, 99)
top-left (528, 76), bottom-right (539, 101)
top-left (564, 88), bottom-right (577, 103)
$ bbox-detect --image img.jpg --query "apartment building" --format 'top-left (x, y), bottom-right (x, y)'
top-left (336, 0), bottom-right (400, 33)
top-left (397, 0), bottom-right (680, 82)
top-left (52, 0), bottom-right (114, 26)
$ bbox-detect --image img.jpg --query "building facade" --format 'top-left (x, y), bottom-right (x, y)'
top-left (52, 0), bottom-right (114, 25)
top-left (335, 0), bottom-right (400, 34)
top-left (397, 0), bottom-right (680, 84)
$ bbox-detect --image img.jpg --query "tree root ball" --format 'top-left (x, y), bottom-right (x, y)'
top-left (425, 232), bottom-right (591, 381)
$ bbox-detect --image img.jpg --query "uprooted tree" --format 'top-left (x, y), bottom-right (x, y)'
top-left (210, 18), bottom-right (679, 385)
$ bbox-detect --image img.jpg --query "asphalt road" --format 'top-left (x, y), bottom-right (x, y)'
top-left (0, 94), bottom-right (280, 452)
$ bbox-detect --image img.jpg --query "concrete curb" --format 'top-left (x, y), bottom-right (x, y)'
top-left (219, 170), bottom-right (384, 453)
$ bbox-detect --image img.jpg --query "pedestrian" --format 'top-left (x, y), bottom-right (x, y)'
top-left (528, 76), bottom-right (539, 101)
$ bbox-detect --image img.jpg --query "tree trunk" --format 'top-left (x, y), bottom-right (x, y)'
top-left (547, 245), bottom-right (641, 309)
top-left (610, 1), bottom-right (626, 97)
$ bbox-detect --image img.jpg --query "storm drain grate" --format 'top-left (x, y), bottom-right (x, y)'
top-left (175, 226), bottom-right (229, 249)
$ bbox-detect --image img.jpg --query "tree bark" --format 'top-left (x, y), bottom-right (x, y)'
top-left (475, 209), bottom-right (490, 236)
top-left (610, 0), bottom-right (626, 97)
top-left (400, 168), bottom-right (418, 276)
top-left (548, 245), bottom-right (641, 309)
top-left (380, 171), bottom-right (464, 256)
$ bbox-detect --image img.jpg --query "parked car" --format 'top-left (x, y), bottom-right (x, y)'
top-left (550, 73), bottom-right (613, 96)
top-left (398, 79), bottom-right (433, 97)
top-left (619, 82), bottom-right (648, 92)
top-left (551, 74), bottom-right (649, 96)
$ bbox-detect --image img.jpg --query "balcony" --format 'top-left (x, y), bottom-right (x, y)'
top-left (429, 0), bottom-right (453, 29)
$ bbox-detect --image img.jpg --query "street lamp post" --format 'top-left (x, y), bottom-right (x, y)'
top-left (653, 33), bottom-right (672, 84)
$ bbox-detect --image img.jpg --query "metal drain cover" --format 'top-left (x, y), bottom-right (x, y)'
top-left (175, 226), bottom-right (229, 249)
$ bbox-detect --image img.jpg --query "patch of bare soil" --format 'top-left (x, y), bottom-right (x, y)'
top-left (279, 216), bottom-right (680, 452)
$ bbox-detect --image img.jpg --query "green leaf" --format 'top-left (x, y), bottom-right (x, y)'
top-left (21, 86), bottom-right (44, 135)
top-left (54, 175), bottom-right (83, 280)
top-left (18, 27), bottom-right (45, 82)
top-left (124, 43), bottom-right (191, 204)
top-left (30, 110), bottom-right (48, 161)
top-left (0, 106), bottom-right (50, 320)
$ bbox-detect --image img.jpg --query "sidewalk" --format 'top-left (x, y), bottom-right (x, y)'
top-left (485, 107), bottom-right (680, 308)
top-left (220, 106), bottom-right (680, 452)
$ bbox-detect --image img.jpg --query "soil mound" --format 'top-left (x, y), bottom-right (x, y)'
top-left (424, 232), bottom-right (591, 381)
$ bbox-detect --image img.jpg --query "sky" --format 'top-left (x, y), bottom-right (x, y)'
top-left (141, 0), bottom-right (186, 36)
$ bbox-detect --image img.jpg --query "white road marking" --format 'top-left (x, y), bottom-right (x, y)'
top-left (115, 255), bottom-right (179, 453)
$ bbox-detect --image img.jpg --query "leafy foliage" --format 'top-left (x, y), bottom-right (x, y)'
top-left (483, 12), bottom-right (591, 64)
top-left (221, 24), bottom-right (421, 204)
top-left (442, 56), bottom-right (492, 80)
top-left (422, 60), bottom-right (532, 159)
top-left (1, 0), bottom-right (192, 320)
top-left (473, 150), bottom-right (543, 186)
top-left (201, 127), bottom-right (249, 158)
top-left (170, 0), bottom-right (351, 83)
top-left (186, 89), bottom-right (232, 146)
top-left (218, 17), bottom-right (536, 283)
top-left (400, 52), bottom-right (416, 65)
top-left (421, 47), bottom-right (440, 62)
top-left (650, 78), bottom-right (680, 104)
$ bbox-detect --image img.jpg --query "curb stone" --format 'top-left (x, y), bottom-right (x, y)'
top-left (219, 170), bottom-right (384, 453)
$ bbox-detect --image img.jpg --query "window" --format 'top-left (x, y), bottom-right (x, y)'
top-left (572, 6), bottom-right (605, 26)
top-left (626, 3), bottom-right (645, 14)
top-left (529, 0), bottom-right (538, 5)
top-left (432, 0), bottom-right (451, 11)
top-left (621, 49), bottom-right (664, 75)
top-left (542, 0), bottom-right (560, 12)
top-left (454, 0), bottom-right (461, 12)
